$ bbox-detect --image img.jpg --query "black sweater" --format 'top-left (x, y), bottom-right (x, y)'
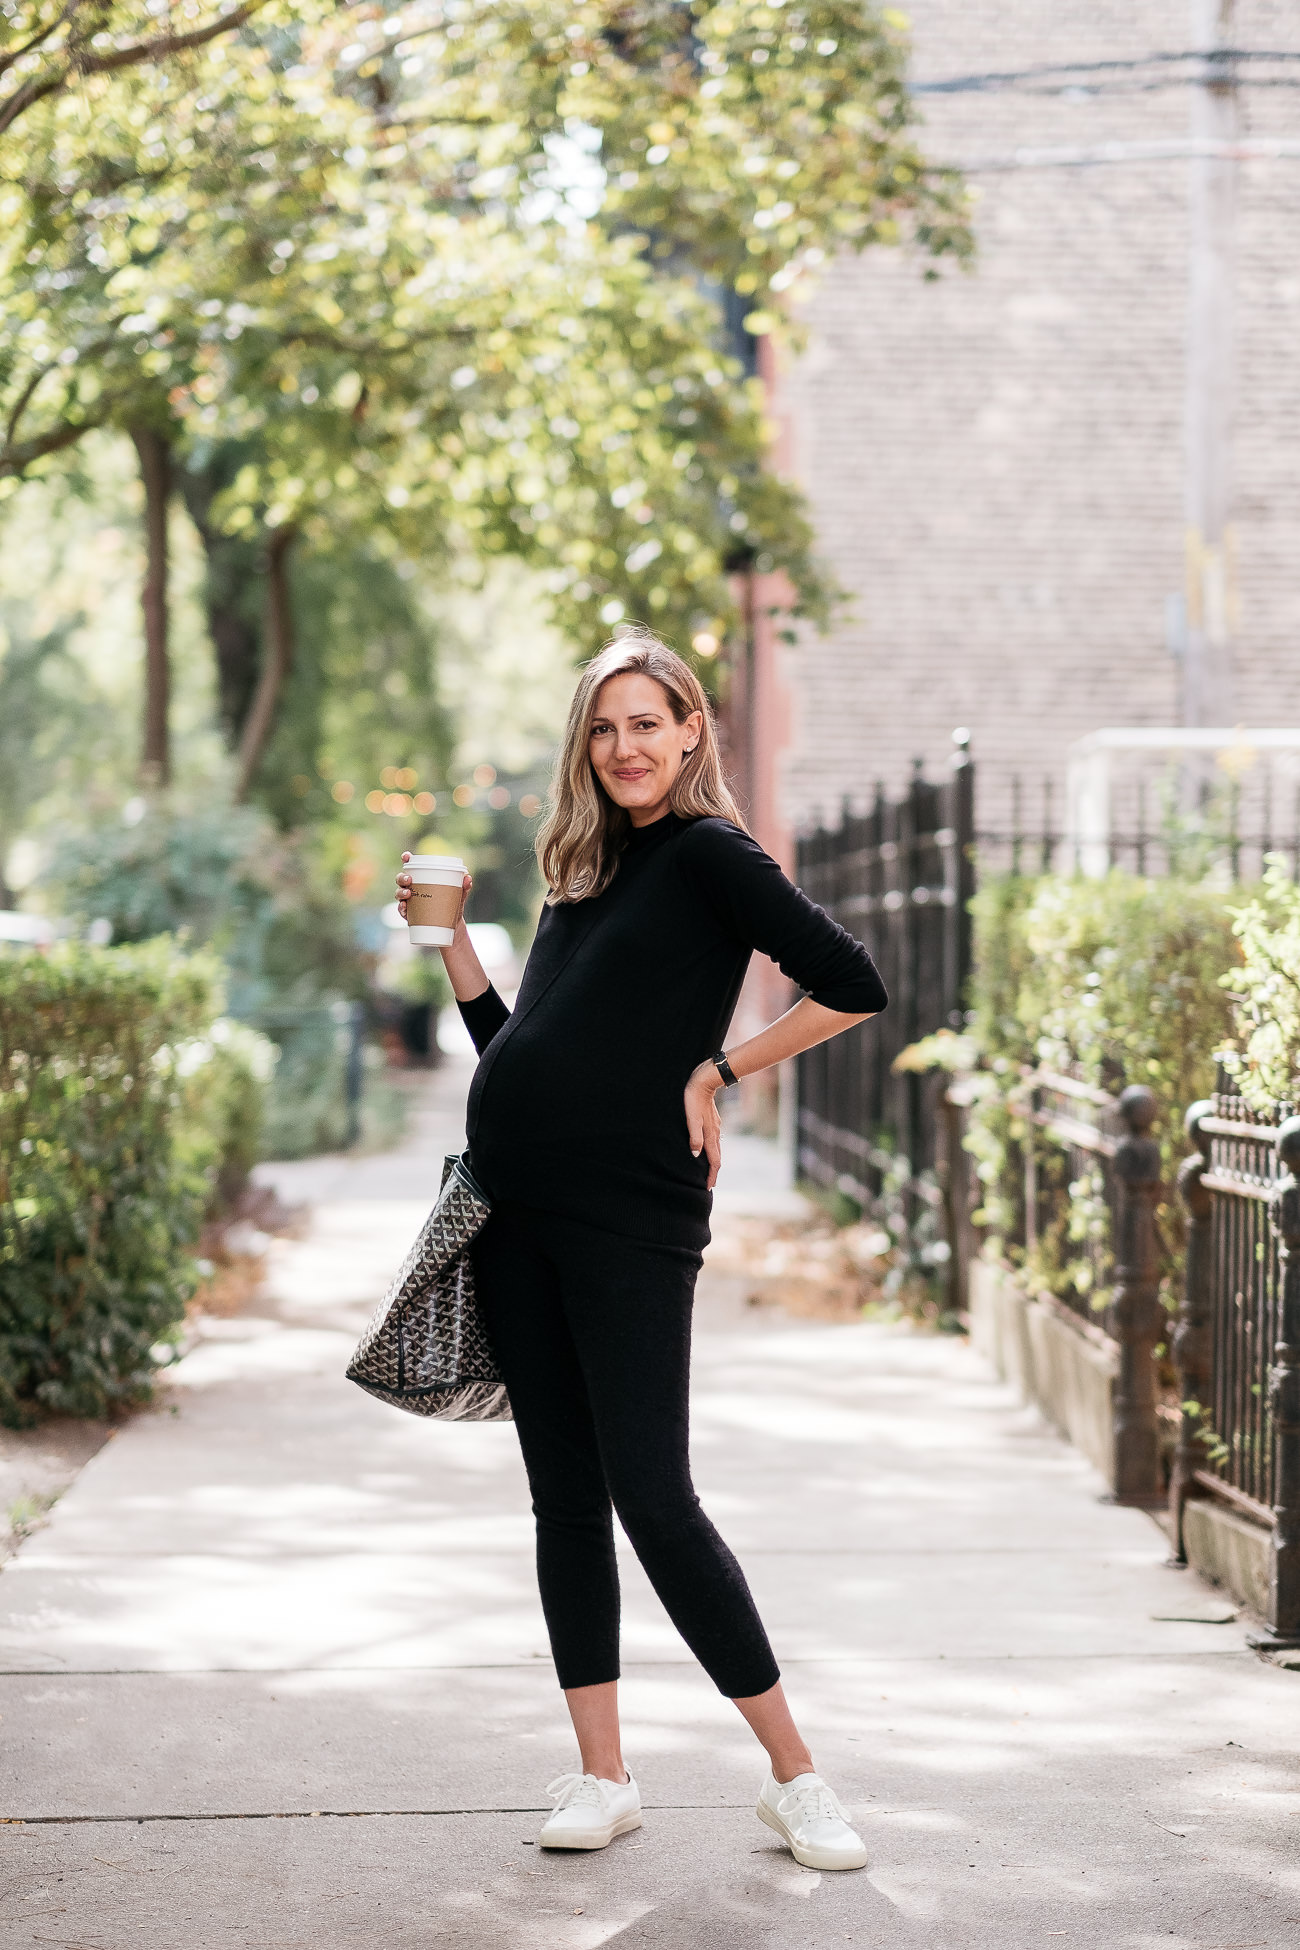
top-left (457, 812), bottom-right (887, 1251)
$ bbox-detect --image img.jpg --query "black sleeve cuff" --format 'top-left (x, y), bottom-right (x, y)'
top-left (457, 983), bottom-right (511, 1055)
top-left (808, 965), bottom-right (889, 1016)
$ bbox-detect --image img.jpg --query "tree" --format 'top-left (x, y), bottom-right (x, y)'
top-left (171, 212), bottom-right (839, 787)
top-left (4, 1), bottom-right (969, 485)
top-left (386, 0), bottom-right (971, 288)
top-left (128, 420), bottom-right (170, 782)
top-left (0, 0), bottom-right (270, 139)
top-left (2, 0), bottom-right (972, 796)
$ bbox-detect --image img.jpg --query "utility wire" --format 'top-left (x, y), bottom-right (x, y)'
top-left (909, 46), bottom-right (1300, 170)
top-left (912, 48), bottom-right (1300, 97)
top-left (955, 136), bottom-right (1300, 173)
top-left (958, 75), bottom-right (1300, 100)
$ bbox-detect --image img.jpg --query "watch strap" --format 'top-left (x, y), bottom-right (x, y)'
top-left (711, 1048), bottom-right (738, 1089)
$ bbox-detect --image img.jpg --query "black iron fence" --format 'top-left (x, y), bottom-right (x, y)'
top-left (1019, 1071), bottom-right (1126, 1324)
top-left (794, 748), bottom-right (974, 1226)
top-left (1196, 1086), bottom-right (1285, 1518)
top-left (1169, 1081), bottom-right (1300, 1643)
top-left (978, 770), bottom-right (1300, 881)
top-left (793, 737), bottom-right (1291, 1235)
top-left (961, 1056), bottom-right (1300, 1640)
top-left (793, 738), bottom-right (1286, 1253)
top-left (807, 744), bottom-right (1300, 1629)
top-left (967, 1066), bottom-right (1169, 1503)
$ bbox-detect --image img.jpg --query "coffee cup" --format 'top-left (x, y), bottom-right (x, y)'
top-left (404, 855), bottom-right (465, 946)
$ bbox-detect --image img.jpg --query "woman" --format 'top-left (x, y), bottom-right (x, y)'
top-left (396, 627), bottom-right (887, 1871)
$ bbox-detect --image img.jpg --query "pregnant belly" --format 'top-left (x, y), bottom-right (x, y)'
top-left (473, 1041), bottom-right (704, 1184)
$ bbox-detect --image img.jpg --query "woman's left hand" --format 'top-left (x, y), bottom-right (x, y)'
top-left (684, 1061), bottom-right (724, 1189)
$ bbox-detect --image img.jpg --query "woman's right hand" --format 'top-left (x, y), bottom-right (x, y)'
top-left (398, 856), bottom-right (487, 1000)
top-left (396, 855), bottom-right (473, 935)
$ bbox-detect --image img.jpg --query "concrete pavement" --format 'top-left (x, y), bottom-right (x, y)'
top-left (1, 1057), bottom-right (1298, 1948)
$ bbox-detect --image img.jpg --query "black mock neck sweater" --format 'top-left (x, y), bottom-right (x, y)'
top-left (457, 813), bottom-right (887, 1251)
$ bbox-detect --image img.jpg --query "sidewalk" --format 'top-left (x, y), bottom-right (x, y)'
top-left (1, 1057), bottom-right (1297, 1948)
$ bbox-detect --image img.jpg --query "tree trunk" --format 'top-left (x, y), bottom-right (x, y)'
top-left (130, 425), bottom-right (172, 787)
top-left (235, 525), bottom-right (297, 803)
top-left (175, 451), bottom-right (265, 745)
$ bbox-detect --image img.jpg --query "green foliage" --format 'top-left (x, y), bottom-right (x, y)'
top-left (966, 872), bottom-right (1040, 1068)
top-left (55, 801), bottom-right (369, 1016)
top-left (960, 872), bottom-right (1040, 1241)
top-left (253, 542), bottom-right (455, 829)
top-left (0, 610), bottom-right (100, 902)
top-left (174, 1018), bottom-right (278, 1216)
top-left (573, 0), bottom-right (973, 283)
top-left (252, 1000), bottom-right (357, 1161)
top-left (385, 952), bottom-right (452, 1010)
top-left (0, 939), bottom-right (224, 1424)
top-left (52, 802), bottom-right (375, 1160)
top-left (892, 1028), bottom-right (978, 1074)
top-left (1015, 872), bottom-right (1238, 1114)
top-left (60, 802), bottom-right (271, 956)
top-left (0, 0), bottom-right (274, 136)
top-left (964, 871), bottom-right (1241, 1296)
top-left (1220, 855), bottom-right (1300, 1112)
top-left (2, 0), bottom-right (972, 663)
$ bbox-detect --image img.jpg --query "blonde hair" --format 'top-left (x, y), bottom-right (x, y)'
top-left (537, 625), bottom-right (745, 903)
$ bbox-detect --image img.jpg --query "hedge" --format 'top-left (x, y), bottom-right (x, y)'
top-left (963, 869), bottom-right (1241, 1300)
top-left (0, 940), bottom-right (270, 1426)
top-left (1220, 855), bottom-right (1300, 1112)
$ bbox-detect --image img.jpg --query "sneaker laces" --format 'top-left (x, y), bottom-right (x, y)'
top-left (547, 1772), bottom-right (608, 1811)
top-left (777, 1778), bottom-right (850, 1829)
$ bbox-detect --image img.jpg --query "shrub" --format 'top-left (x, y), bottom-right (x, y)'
top-left (1016, 872), bottom-right (1239, 1109)
top-left (53, 803), bottom-right (370, 1159)
top-left (55, 802), bottom-right (368, 1016)
top-left (1220, 855), bottom-right (1300, 1113)
top-left (959, 873), bottom-right (1041, 1241)
top-left (58, 803), bottom-right (272, 963)
top-left (385, 950), bottom-right (452, 1011)
top-left (174, 1018), bottom-right (278, 1216)
top-left (255, 1001), bottom-right (356, 1159)
top-left (966, 871), bottom-right (1040, 1068)
top-left (0, 940), bottom-right (248, 1425)
top-left (964, 871), bottom-right (1241, 1297)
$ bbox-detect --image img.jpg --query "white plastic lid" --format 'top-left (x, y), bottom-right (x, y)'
top-left (406, 854), bottom-right (464, 872)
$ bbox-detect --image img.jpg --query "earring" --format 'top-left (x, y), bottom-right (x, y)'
top-left (684, 747), bottom-right (696, 756)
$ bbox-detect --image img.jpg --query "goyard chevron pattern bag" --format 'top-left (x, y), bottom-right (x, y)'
top-left (346, 1153), bottom-right (511, 1421)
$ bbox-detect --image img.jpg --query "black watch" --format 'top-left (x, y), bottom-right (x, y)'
top-left (711, 1048), bottom-right (738, 1089)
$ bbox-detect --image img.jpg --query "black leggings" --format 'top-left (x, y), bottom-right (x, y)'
top-left (470, 1200), bottom-right (781, 1700)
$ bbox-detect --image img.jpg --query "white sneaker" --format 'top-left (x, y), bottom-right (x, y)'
top-left (756, 1771), bottom-right (868, 1870)
top-left (538, 1771), bottom-right (642, 1850)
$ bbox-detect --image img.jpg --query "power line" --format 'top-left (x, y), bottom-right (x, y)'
top-left (963, 74), bottom-right (1300, 101)
top-left (955, 136), bottom-right (1300, 174)
top-left (912, 47), bottom-right (1300, 97)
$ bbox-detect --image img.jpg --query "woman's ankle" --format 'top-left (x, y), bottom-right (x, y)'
top-left (564, 1679), bottom-right (624, 1783)
top-left (579, 1755), bottom-right (628, 1783)
top-left (770, 1750), bottom-right (815, 1784)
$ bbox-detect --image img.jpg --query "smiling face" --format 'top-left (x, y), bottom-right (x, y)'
top-left (588, 671), bottom-right (704, 828)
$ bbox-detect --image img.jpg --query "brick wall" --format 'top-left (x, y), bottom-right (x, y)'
top-left (775, 0), bottom-right (1300, 841)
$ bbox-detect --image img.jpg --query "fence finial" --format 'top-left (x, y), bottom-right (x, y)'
top-left (1117, 1084), bottom-right (1158, 1134)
